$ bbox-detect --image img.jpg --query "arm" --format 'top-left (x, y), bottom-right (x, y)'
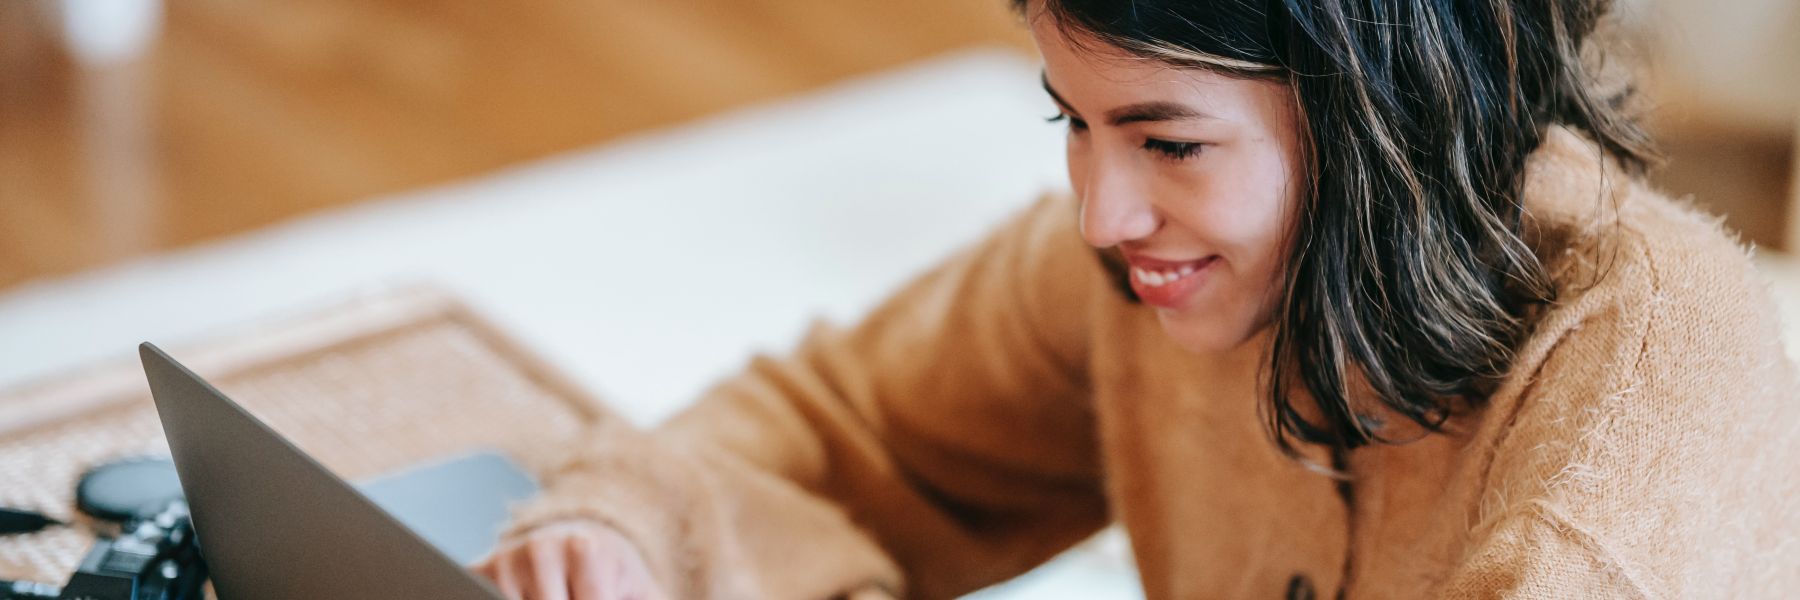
top-left (505, 193), bottom-right (1113, 599)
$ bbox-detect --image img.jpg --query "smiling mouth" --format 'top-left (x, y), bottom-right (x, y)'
top-left (1124, 255), bottom-right (1220, 309)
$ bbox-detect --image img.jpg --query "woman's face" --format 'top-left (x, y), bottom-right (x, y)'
top-left (1030, 12), bottom-right (1306, 354)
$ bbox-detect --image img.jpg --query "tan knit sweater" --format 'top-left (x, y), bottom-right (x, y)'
top-left (504, 126), bottom-right (1800, 599)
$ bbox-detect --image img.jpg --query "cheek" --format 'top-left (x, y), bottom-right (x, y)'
top-left (1167, 155), bottom-right (1294, 264)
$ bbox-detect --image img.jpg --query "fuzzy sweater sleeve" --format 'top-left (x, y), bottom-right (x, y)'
top-left (501, 193), bottom-right (1110, 599)
top-left (1436, 207), bottom-right (1800, 598)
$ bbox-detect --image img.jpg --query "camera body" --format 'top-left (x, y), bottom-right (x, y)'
top-left (1, 501), bottom-right (207, 600)
top-left (59, 500), bottom-right (207, 600)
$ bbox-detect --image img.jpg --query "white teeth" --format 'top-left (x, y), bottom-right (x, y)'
top-left (1136, 261), bottom-right (1208, 288)
top-left (1136, 267), bottom-right (1185, 287)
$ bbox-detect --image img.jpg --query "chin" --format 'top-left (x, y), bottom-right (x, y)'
top-left (1156, 310), bottom-right (1258, 354)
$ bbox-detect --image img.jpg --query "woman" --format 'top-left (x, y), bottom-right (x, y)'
top-left (475, 0), bottom-right (1800, 597)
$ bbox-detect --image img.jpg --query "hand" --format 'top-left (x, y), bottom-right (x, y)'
top-left (472, 520), bottom-right (668, 600)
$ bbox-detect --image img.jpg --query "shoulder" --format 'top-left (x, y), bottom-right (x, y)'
top-left (1462, 129), bottom-right (1800, 591)
top-left (1482, 125), bottom-right (1797, 498)
top-left (1497, 127), bottom-right (1795, 448)
top-left (1526, 175), bottom-right (1795, 433)
top-left (1519, 126), bottom-right (1788, 379)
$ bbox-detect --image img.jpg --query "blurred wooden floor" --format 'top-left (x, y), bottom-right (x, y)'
top-left (0, 0), bottom-right (1031, 290)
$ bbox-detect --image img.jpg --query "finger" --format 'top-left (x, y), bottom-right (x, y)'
top-left (493, 545), bottom-right (530, 600)
top-left (471, 562), bottom-right (514, 598)
top-left (471, 559), bottom-right (496, 585)
top-left (527, 534), bottom-right (572, 600)
top-left (564, 531), bottom-right (610, 600)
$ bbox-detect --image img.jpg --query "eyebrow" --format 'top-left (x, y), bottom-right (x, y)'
top-left (1041, 73), bottom-right (1218, 125)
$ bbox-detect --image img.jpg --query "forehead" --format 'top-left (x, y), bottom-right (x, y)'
top-left (1031, 17), bottom-right (1250, 115)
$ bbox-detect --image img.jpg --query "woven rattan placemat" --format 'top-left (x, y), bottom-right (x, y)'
top-left (0, 286), bottom-right (607, 585)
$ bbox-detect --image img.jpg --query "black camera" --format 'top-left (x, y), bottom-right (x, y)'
top-left (54, 500), bottom-right (207, 600)
top-left (1, 459), bottom-right (209, 600)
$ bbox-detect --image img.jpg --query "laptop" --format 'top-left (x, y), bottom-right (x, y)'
top-left (139, 342), bottom-right (517, 599)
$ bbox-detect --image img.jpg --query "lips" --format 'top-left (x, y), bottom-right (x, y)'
top-left (1124, 253), bottom-right (1219, 309)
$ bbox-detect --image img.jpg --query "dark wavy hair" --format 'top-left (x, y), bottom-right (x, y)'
top-left (1013, 0), bottom-right (1656, 461)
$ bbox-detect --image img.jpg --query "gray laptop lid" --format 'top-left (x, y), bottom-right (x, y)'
top-left (139, 343), bottom-right (503, 600)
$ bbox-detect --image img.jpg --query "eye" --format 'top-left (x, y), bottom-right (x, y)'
top-left (1045, 113), bottom-right (1089, 133)
top-left (1142, 138), bottom-right (1204, 160)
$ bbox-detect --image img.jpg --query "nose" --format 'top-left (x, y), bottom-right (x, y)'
top-left (1076, 158), bottom-right (1160, 248)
